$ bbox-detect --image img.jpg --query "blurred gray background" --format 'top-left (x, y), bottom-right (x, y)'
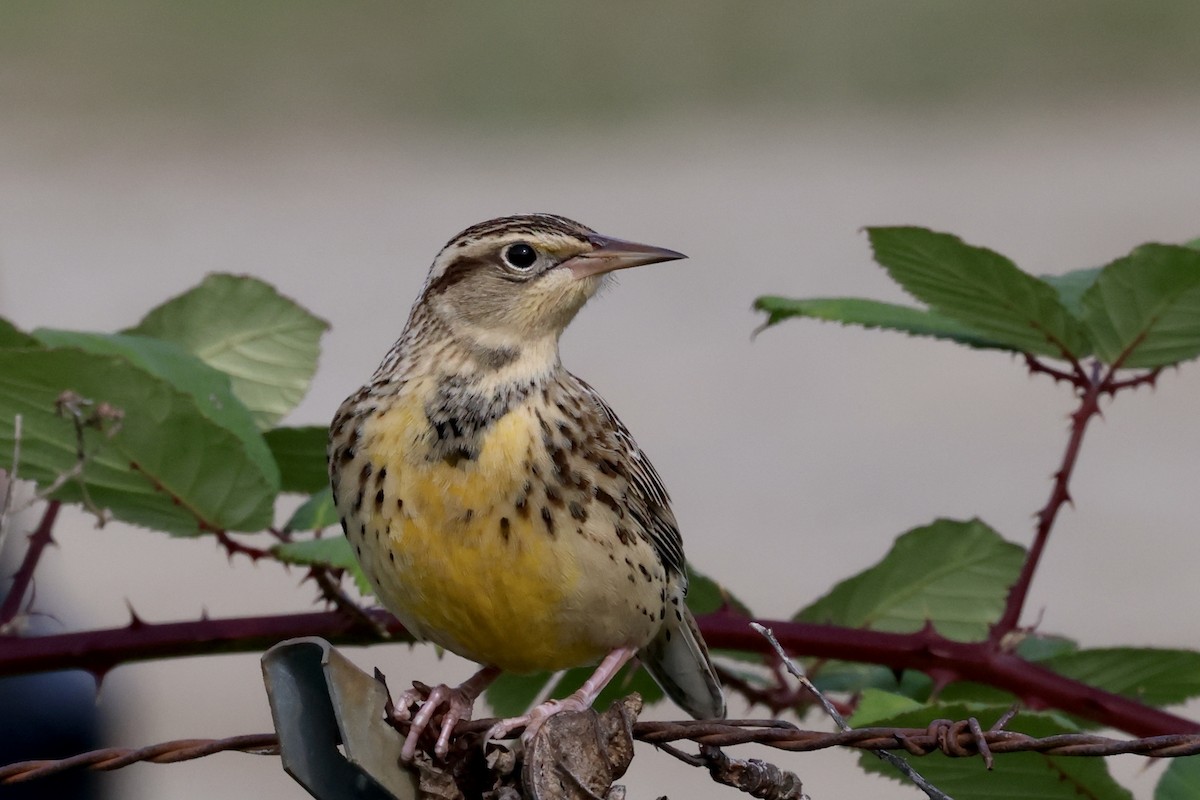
top-left (2, 2), bottom-right (1198, 797)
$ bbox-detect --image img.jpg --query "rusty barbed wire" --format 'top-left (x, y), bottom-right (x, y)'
top-left (0, 733), bottom-right (279, 784)
top-left (4, 719), bottom-right (1200, 786)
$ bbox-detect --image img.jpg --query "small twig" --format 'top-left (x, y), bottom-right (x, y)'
top-left (654, 740), bottom-right (706, 767)
top-left (0, 501), bottom-right (62, 634)
top-left (213, 530), bottom-right (274, 563)
top-left (35, 392), bottom-right (123, 525)
top-left (1023, 354), bottom-right (1086, 387)
top-left (701, 745), bottom-right (808, 800)
top-left (309, 567), bottom-right (389, 637)
top-left (990, 364), bottom-right (1104, 644)
top-left (752, 622), bottom-right (955, 800)
top-left (715, 663), bottom-right (806, 716)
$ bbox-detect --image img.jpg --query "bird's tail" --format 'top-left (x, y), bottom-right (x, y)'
top-left (640, 605), bottom-right (725, 719)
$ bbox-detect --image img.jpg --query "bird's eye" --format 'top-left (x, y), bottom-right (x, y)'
top-left (504, 243), bottom-right (538, 270)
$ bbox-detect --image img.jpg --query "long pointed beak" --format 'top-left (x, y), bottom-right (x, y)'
top-left (563, 234), bottom-right (687, 279)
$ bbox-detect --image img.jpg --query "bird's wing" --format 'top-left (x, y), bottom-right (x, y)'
top-left (571, 376), bottom-right (688, 587)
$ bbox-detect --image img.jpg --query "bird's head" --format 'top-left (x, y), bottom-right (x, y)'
top-left (416, 214), bottom-right (685, 354)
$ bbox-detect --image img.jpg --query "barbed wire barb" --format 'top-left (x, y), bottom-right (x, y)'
top-left (752, 622), bottom-right (954, 800)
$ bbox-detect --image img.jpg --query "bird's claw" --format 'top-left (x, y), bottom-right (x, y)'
top-left (392, 681), bottom-right (432, 723)
top-left (484, 695), bottom-right (591, 749)
top-left (395, 682), bottom-right (477, 761)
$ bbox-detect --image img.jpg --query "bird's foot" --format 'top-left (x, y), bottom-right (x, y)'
top-left (484, 695), bottom-right (589, 747)
top-left (484, 646), bottom-right (637, 748)
top-left (392, 666), bottom-right (500, 761)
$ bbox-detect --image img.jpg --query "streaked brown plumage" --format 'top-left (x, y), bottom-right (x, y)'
top-left (329, 214), bottom-right (723, 758)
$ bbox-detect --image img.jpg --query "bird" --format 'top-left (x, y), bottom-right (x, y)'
top-left (328, 213), bottom-right (724, 760)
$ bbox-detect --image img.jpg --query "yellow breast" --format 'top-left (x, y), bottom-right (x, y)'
top-left (350, 391), bottom-right (615, 673)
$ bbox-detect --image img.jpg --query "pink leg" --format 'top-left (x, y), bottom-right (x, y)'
top-left (485, 647), bottom-right (636, 746)
top-left (396, 664), bottom-right (500, 760)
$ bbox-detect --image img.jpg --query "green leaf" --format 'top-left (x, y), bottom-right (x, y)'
top-left (0, 345), bottom-right (277, 533)
top-left (549, 662), bottom-right (665, 710)
top-left (813, 662), bottom-right (932, 700)
top-left (127, 274), bottom-right (329, 429)
top-left (1041, 267), bottom-right (1103, 317)
top-left (283, 486), bottom-right (339, 533)
top-left (266, 425), bottom-right (330, 494)
top-left (1157, 756), bottom-right (1200, 800)
top-left (272, 533), bottom-right (370, 595)
top-left (753, 296), bottom-right (1011, 350)
top-left (0, 317), bottom-right (39, 348)
top-left (867, 227), bottom-right (1091, 359)
top-left (935, 681), bottom-right (1019, 707)
top-left (485, 671), bottom-right (556, 718)
top-left (485, 661), bottom-right (667, 718)
top-left (1015, 633), bottom-right (1078, 662)
top-left (1184, 237), bottom-right (1200, 252)
top-left (1037, 648), bottom-right (1200, 707)
top-left (858, 703), bottom-right (1132, 800)
top-left (847, 688), bottom-right (923, 726)
top-left (33, 330), bottom-right (274, 474)
top-left (796, 518), bottom-right (1025, 642)
top-left (1081, 244), bottom-right (1200, 368)
top-left (686, 564), bottom-right (752, 616)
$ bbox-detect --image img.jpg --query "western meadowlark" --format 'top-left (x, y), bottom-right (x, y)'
top-left (328, 214), bottom-right (724, 760)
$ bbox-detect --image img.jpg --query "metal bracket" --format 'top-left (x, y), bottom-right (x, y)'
top-left (261, 637), bottom-right (418, 800)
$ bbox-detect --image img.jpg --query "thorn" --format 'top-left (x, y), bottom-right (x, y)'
top-left (91, 666), bottom-right (109, 694)
top-left (1030, 606), bottom-right (1046, 632)
top-left (926, 668), bottom-right (957, 695)
top-left (126, 600), bottom-right (146, 629)
top-left (199, 606), bottom-right (210, 621)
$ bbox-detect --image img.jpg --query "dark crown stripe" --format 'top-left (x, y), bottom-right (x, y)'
top-left (444, 214), bottom-right (595, 249)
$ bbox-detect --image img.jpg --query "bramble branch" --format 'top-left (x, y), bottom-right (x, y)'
top-left (2, 610), bottom-right (1195, 738)
top-left (0, 500), bottom-right (62, 634)
top-left (0, 609), bottom-right (409, 680)
top-left (702, 615), bottom-right (1199, 737)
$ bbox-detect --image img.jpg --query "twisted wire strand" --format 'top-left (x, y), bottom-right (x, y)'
top-left (4, 721), bottom-right (1199, 785)
top-left (0, 734), bottom-right (279, 784)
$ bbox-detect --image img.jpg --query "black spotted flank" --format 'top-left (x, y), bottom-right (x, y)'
top-left (595, 488), bottom-right (622, 517)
